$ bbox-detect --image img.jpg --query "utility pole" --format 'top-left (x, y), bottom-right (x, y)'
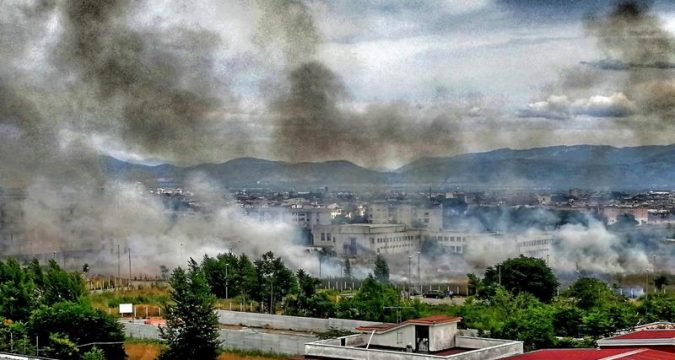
top-left (117, 244), bottom-right (121, 290)
top-left (128, 247), bottom-right (132, 288)
top-left (225, 263), bottom-right (229, 299)
top-left (498, 265), bottom-right (502, 286)
top-left (417, 251), bottom-right (421, 294)
top-left (408, 255), bottom-right (412, 296)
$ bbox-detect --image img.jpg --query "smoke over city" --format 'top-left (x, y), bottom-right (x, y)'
top-left (0, 0), bottom-right (672, 281)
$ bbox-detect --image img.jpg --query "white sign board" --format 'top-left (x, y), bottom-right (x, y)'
top-left (119, 303), bottom-right (133, 314)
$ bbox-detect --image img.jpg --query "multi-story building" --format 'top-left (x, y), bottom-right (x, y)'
top-left (516, 235), bottom-right (554, 262)
top-left (245, 206), bottom-right (331, 229)
top-left (313, 223), bottom-right (422, 256)
top-left (366, 203), bottom-right (443, 231)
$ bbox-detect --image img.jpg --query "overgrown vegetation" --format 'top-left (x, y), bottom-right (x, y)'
top-left (0, 258), bottom-right (126, 360)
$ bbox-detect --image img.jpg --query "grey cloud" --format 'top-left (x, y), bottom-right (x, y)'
top-left (519, 93), bottom-right (637, 119)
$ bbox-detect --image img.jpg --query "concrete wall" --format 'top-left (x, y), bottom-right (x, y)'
top-left (122, 321), bottom-right (317, 356)
top-left (216, 310), bottom-right (381, 333)
top-left (429, 323), bottom-right (457, 352)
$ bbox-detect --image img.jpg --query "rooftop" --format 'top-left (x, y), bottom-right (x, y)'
top-left (355, 315), bottom-right (462, 333)
top-left (609, 330), bottom-right (675, 340)
top-left (504, 348), bottom-right (675, 360)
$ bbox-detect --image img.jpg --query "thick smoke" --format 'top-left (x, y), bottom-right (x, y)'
top-left (54, 0), bottom-right (248, 162)
top-left (522, 1), bottom-right (674, 140)
top-left (261, 0), bottom-right (468, 167)
top-left (0, 0), bottom-right (304, 274)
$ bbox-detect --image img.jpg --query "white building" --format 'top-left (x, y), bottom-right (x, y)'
top-left (245, 206), bottom-right (331, 229)
top-left (313, 224), bottom-right (422, 256)
top-left (366, 203), bottom-right (443, 231)
top-left (516, 235), bottom-right (553, 262)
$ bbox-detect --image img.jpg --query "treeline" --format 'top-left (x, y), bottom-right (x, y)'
top-left (200, 252), bottom-right (674, 351)
top-left (200, 252), bottom-right (417, 322)
top-left (0, 258), bottom-right (125, 360)
top-left (461, 256), bottom-right (674, 350)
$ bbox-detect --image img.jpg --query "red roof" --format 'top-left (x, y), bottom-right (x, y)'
top-left (355, 315), bottom-right (462, 333)
top-left (610, 330), bottom-right (675, 340)
top-left (505, 348), bottom-right (675, 360)
top-left (405, 315), bottom-right (462, 325)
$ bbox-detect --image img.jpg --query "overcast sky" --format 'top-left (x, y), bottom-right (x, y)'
top-left (2, 0), bottom-right (675, 168)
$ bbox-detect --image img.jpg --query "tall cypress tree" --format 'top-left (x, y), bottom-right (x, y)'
top-left (159, 259), bottom-right (220, 360)
top-left (373, 255), bottom-right (390, 283)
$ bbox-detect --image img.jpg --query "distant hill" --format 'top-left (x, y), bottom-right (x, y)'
top-left (100, 144), bottom-right (675, 190)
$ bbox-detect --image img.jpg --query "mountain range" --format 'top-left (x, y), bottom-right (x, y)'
top-left (101, 144), bottom-right (675, 190)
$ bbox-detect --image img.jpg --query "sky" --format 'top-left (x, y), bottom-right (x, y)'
top-left (1, 0), bottom-right (675, 169)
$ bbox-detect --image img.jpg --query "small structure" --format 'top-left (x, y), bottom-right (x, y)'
top-left (304, 315), bottom-right (523, 360)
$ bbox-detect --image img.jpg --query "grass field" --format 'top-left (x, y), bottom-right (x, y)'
top-left (125, 342), bottom-right (286, 360)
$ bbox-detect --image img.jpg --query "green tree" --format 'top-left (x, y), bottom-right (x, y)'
top-left (296, 269), bottom-right (320, 297)
top-left (159, 259), bottom-right (219, 360)
top-left (201, 253), bottom-right (238, 298)
top-left (234, 254), bottom-right (257, 302)
top-left (565, 277), bottom-right (615, 310)
top-left (252, 252), bottom-right (297, 312)
top-left (336, 275), bottom-right (418, 322)
top-left (286, 270), bottom-right (335, 318)
top-left (27, 301), bottom-right (125, 360)
top-left (484, 256), bottom-right (558, 303)
top-left (43, 260), bottom-right (85, 305)
top-left (552, 303), bottom-right (584, 338)
top-left (496, 303), bottom-right (556, 351)
top-left (373, 255), bottom-right (389, 283)
top-left (638, 293), bottom-right (675, 323)
top-left (0, 258), bottom-right (36, 321)
top-left (43, 332), bottom-right (79, 360)
top-left (82, 346), bottom-right (106, 360)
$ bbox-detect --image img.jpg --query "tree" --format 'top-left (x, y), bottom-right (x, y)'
top-left (496, 304), bottom-right (556, 351)
top-left (43, 332), bottom-right (79, 360)
top-left (484, 256), bottom-right (558, 303)
top-left (373, 255), bottom-right (389, 283)
top-left (0, 258), bottom-right (36, 321)
top-left (638, 293), bottom-right (675, 323)
top-left (27, 301), bottom-right (125, 360)
top-left (296, 269), bottom-right (320, 298)
top-left (286, 269), bottom-right (335, 318)
top-left (201, 253), bottom-right (238, 298)
top-left (159, 259), bottom-right (219, 360)
top-left (82, 347), bottom-right (105, 360)
top-left (252, 252), bottom-right (297, 312)
top-left (343, 258), bottom-right (352, 279)
top-left (160, 265), bottom-right (170, 281)
top-left (43, 260), bottom-right (85, 305)
top-left (235, 254), bottom-right (257, 302)
top-left (654, 275), bottom-right (668, 291)
top-left (336, 275), bottom-right (418, 322)
top-left (565, 277), bottom-right (615, 310)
